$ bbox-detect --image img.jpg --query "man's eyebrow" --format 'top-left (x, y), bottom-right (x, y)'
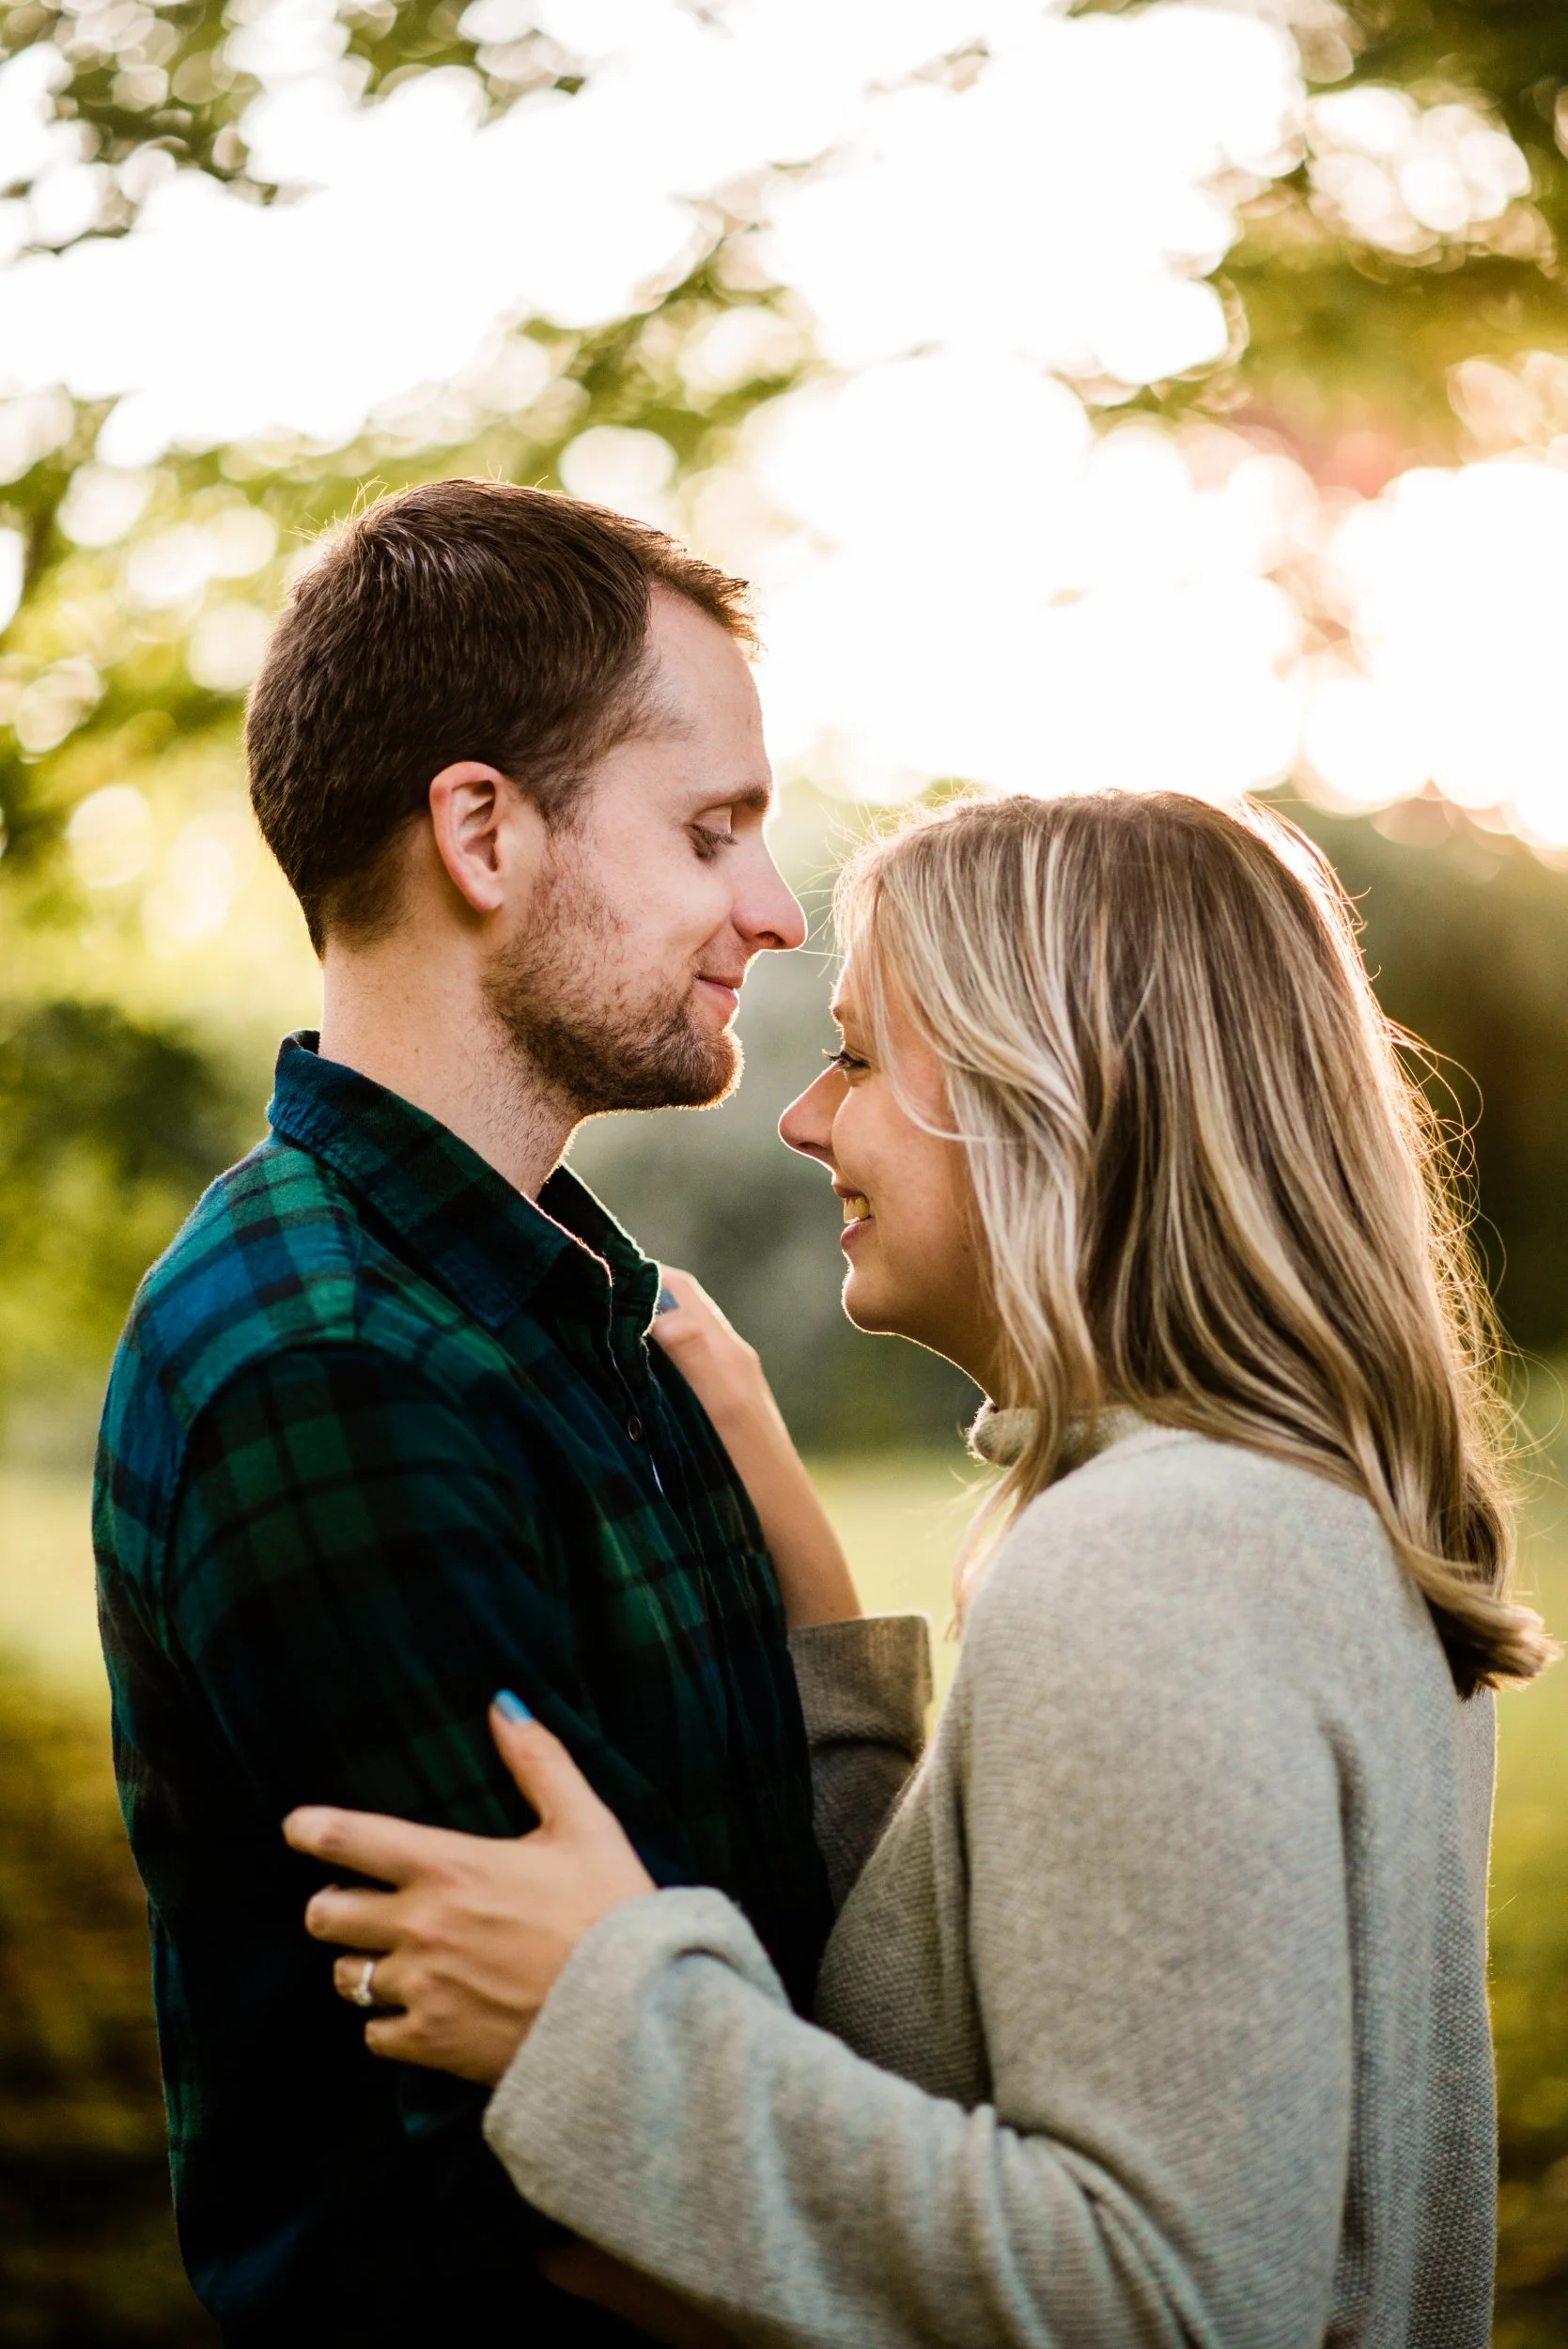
top-left (683, 778), bottom-right (774, 819)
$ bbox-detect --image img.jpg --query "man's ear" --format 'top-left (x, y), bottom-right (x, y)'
top-left (427, 763), bottom-right (546, 916)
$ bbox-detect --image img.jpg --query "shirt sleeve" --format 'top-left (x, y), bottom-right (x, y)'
top-left (168, 1342), bottom-right (666, 1834)
top-left (165, 1341), bottom-right (660, 2262)
top-left (483, 1505), bottom-right (1354, 2348)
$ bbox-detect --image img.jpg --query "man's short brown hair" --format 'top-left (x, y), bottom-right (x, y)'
top-left (245, 477), bottom-right (755, 951)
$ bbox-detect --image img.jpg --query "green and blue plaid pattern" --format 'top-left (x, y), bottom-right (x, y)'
top-left (94, 1033), bottom-right (831, 2342)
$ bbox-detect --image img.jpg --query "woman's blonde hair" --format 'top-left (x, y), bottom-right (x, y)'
top-left (836, 788), bottom-right (1553, 1696)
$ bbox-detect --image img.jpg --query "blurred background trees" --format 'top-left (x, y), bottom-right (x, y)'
top-left (4, 0), bottom-right (1568, 2337)
top-left (5, 0), bottom-right (1568, 1446)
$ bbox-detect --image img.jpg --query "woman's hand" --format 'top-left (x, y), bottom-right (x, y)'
top-left (653, 1268), bottom-right (861, 1627)
top-left (283, 1697), bottom-right (655, 2085)
top-left (650, 1265), bottom-right (775, 1429)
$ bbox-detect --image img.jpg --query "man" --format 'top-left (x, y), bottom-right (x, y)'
top-left (93, 480), bottom-right (839, 2343)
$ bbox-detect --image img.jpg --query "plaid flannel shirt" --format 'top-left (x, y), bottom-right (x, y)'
top-left (94, 1033), bottom-right (831, 2345)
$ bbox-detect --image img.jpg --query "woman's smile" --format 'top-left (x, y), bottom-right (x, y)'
top-left (837, 1188), bottom-right (872, 1234)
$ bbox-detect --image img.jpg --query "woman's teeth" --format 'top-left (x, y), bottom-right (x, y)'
top-left (842, 1193), bottom-right (871, 1224)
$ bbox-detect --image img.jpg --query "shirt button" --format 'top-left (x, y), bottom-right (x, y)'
top-left (626, 1415), bottom-right (644, 1443)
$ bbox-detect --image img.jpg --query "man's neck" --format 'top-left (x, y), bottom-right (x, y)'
top-left (318, 955), bottom-right (576, 1201)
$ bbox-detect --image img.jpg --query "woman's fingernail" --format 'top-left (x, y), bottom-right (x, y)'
top-left (494, 1689), bottom-right (533, 1723)
top-left (655, 1286), bottom-right (678, 1315)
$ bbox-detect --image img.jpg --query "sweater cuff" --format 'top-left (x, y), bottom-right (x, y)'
top-left (788, 1612), bottom-right (934, 1757)
top-left (483, 1888), bottom-right (782, 2214)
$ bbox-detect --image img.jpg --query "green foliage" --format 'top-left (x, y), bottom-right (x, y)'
top-left (1237, 0), bottom-right (1568, 443)
top-left (1075, 0), bottom-right (1568, 451)
top-left (0, 0), bottom-right (582, 224)
top-left (1491, 1381), bottom-right (1568, 2344)
top-left (0, 1661), bottom-right (216, 2342)
top-left (1346, 2), bottom-right (1568, 210)
top-left (0, 999), bottom-right (242, 1434)
top-left (0, 0), bottom-right (253, 202)
top-left (1493, 1637), bottom-right (1568, 2342)
top-left (1289, 801), bottom-right (1568, 1355)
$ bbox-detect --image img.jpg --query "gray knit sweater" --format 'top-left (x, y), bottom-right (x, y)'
top-left (486, 1422), bottom-right (1498, 2347)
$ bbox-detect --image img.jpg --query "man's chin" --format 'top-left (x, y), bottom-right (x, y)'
top-left (662, 1026), bottom-right (741, 1111)
top-left (490, 968), bottom-right (742, 1116)
top-left (592, 1026), bottom-right (740, 1116)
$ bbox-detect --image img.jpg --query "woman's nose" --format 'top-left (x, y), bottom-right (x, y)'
top-left (779, 1066), bottom-right (841, 1165)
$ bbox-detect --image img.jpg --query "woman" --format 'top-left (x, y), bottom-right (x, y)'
top-left (287, 790), bottom-right (1551, 2348)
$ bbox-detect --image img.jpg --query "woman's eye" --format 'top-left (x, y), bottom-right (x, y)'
top-left (824, 1047), bottom-right (869, 1075)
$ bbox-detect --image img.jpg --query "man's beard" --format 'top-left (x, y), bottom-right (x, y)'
top-left (483, 858), bottom-right (740, 1117)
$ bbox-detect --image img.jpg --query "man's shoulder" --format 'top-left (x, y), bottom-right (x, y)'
top-left (106, 1134), bottom-right (484, 1456)
top-left (96, 1140), bottom-right (352, 1561)
top-left (114, 1137), bottom-right (358, 1407)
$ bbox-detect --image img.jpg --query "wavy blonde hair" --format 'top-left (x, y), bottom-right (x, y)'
top-left (835, 788), bottom-right (1553, 1696)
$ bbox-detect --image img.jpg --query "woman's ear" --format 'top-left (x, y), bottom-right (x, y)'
top-left (427, 762), bottom-right (546, 915)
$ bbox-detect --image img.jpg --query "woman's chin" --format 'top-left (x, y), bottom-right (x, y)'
top-left (840, 1271), bottom-right (971, 1379)
top-left (839, 1267), bottom-right (877, 1330)
top-left (839, 1267), bottom-right (904, 1340)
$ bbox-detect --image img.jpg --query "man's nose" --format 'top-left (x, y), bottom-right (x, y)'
top-left (737, 843), bottom-right (808, 955)
top-left (779, 1066), bottom-right (839, 1165)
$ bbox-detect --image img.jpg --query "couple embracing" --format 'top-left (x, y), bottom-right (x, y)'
top-left (95, 479), bottom-right (1548, 2349)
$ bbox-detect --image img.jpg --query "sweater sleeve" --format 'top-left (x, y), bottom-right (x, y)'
top-left (787, 1613), bottom-right (933, 1908)
top-left (483, 1474), bottom-right (1355, 2349)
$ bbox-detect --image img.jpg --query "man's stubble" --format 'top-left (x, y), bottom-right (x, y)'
top-left (483, 840), bottom-right (741, 1119)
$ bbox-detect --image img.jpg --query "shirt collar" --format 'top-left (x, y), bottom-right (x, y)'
top-left (267, 1032), bottom-right (660, 1337)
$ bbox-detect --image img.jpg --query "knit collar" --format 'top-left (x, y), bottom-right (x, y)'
top-left (967, 1401), bottom-right (1152, 1475)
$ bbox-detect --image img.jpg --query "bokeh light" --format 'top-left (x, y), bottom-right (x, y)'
top-left (2, 0), bottom-right (1567, 842)
top-left (1304, 459), bottom-right (1568, 842)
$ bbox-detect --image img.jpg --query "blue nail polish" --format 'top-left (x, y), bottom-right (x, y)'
top-left (495, 1689), bottom-right (533, 1723)
top-left (655, 1286), bottom-right (678, 1315)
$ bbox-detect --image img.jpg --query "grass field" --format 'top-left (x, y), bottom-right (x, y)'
top-left (2, 1445), bottom-right (1566, 2341)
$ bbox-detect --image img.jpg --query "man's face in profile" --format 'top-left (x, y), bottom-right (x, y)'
top-left (484, 588), bottom-right (807, 1115)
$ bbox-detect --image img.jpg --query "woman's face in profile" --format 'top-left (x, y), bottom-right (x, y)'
top-left (779, 960), bottom-right (993, 1388)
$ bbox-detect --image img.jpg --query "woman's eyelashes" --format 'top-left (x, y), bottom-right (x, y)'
top-left (824, 1046), bottom-right (870, 1075)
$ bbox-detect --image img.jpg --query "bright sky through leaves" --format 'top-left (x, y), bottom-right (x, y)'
top-left (1, 0), bottom-right (1565, 845)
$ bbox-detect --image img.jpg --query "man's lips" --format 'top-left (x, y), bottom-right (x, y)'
top-left (696, 975), bottom-right (742, 1017)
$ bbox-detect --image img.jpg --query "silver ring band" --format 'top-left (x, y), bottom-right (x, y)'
top-left (350, 1955), bottom-right (378, 2010)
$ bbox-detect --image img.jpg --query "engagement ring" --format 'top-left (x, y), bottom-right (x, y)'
top-left (350, 1957), bottom-right (378, 2011)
